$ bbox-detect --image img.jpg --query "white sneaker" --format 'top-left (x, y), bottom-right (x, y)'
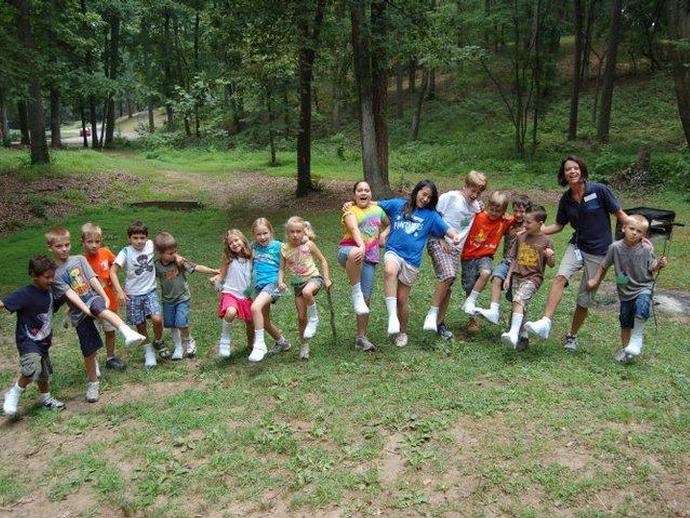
top-left (184, 338), bottom-right (197, 358)
top-left (218, 341), bottom-right (231, 358)
top-left (299, 343), bottom-right (310, 360)
top-left (423, 312), bottom-right (438, 332)
top-left (525, 317), bottom-right (551, 339)
top-left (143, 344), bottom-right (157, 368)
top-left (476, 306), bottom-right (499, 324)
top-left (248, 343), bottom-right (268, 362)
top-left (86, 382), bottom-right (99, 403)
top-left (171, 342), bottom-right (184, 361)
top-left (394, 333), bottom-right (409, 348)
top-left (387, 316), bottom-right (401, 336)
top-left (303, 317), bottom-right (319, 339)
top-left (501, 331), bottom-right (518, 348)
top-left (123, 329), bottom-right (146, 348)
top-left (3, 389), bottom-right (20, 417)
top-left (624, 335), bottom-right (643, 357)
top-left (352, 292), bottom-right (370, 315)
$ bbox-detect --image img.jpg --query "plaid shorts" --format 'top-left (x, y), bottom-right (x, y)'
top-left (126, 289), bottom-right (161, 325)
top-left (427, 239), bottom-right (460, 282)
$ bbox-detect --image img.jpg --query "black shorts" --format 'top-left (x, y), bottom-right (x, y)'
top-left (75, 317), bottom-right (104, 357)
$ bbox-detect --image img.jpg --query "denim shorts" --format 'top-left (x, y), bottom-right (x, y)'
top-left (126, 289), bottom-right (161, 325)
top-left (619, 293), bottom-right (652, 329)
top-left (461, 256), bottom-right (494, 294)
top-left (492, 258), bottom-right (511, 281)
top-left (337, 246), bottom-right (378, 300)
top-left (162, 299), bottom-right (190, 328)
top-left (254, 282), bottom-right (284, 303)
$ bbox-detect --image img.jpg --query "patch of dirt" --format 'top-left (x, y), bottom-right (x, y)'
top-left (0, 171), bottom-right (142, 234)
top-left (549, 445), bottom-right (594, 470)
top-left (594, 282), bottom-right (690, 324)
top-left (380, 432), bottom-right (406, 486)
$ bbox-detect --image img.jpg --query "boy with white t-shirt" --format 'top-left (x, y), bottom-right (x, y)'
top-left (110, 221), bottom-right (165, 368)
top-left (422, 170), bottom-right (486, 339)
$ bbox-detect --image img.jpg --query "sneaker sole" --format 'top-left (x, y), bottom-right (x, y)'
top-left (501, 334), bottom-right (517, 348)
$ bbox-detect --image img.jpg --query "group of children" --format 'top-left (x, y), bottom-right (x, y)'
top-left (2, 172), bottom-right (667, 418)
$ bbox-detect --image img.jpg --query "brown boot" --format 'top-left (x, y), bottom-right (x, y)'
top-left (467, 316), bottom-right (480, 334)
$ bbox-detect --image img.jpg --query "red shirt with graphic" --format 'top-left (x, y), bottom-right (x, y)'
top-left (461, 212), bottom-right (515, 260)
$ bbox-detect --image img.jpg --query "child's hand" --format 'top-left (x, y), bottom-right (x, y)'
top-left (586, 279), bottom-right (597, 291)
top-left (544, 247), bottom-right (555, 259)
top-left (657, 256), bottom-right (668, 270)
top-left (278, 281), bottom-right (287, 292)
top-left (324, 277), bottom-right (332, 289)
top-left (351, 246), bottom-right (364, 264)
top-left (341, 201), bottom-right (354, 212)
top-left (502, 277), bottom-right (511, 291)
top-left (209, 274), bottom-right (220, 285)
top-left (117, 290), bottom-right (128, 303)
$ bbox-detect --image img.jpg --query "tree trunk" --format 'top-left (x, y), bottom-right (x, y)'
top-left (17, 101), bottom-right (30, 145)
top-left (163, 11), bottom-right (175, 129)
top-left (395, 62), bottom-right (404, 118)
top-left (596, 0), bottom-right (623, 143)
top-left (408, 59), bottom-right (416, 95)
top-left (267, 94), bottom-right (277, 166)
top-left (0, 88), bottom-right (8, 145)
top-left (371, 0), bottom-right (389, 189)
top-left (411, 68), bottom-right (430, 140)
top-left (426, 70), bottom-right (436, 100)
top-left (104, 15), bottom-right (120, 148)
top-left (295, 0), bottom-right (326, 197)
top-left (194, 2), bottom-right (201, 139)
top-left (148, 102), bottom-right (155, 132)
top-left (50, 85), bottom-right (61, 148)
top-left (668, 0), bottom-right (690, 149)
top-left (80, 105), bottom-right (88, 148)
top-left (568, 0), bottom-right (584, 140)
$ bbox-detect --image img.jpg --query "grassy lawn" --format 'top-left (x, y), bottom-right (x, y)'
top-left (0, 72), bottom-right (689, 516)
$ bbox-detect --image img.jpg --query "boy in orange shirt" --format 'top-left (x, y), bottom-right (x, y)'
top-left (81, 222), bottom-right (126, 371)
top-left (460, 191), bottom-right (514, 332)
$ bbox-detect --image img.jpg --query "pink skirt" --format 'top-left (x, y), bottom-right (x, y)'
top-left (217, 292), bottom-right (253, 322)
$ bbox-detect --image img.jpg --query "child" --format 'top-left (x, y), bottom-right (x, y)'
top-left (249, 218), bottom-right (291, 362)
top-left (47, 227), bottom-right (146, 402)
top-left (2, 256), bottom-right (66, 417)
top-left (337, 181), bottom-right (389, 352)
top-left (212, 229), bottom-right (254, 359)
top-left (423, 171), bottom-right (486, 340)
top-left (494, 206), bottom-right (555, 349)
top-left (153, 231), bottom-right (219, 361)
top-left (377, 180), bottom-right (463, 348)
top-left (474, 195), bottom-right (532, 327)
top-left (460, 191), bottom-right (514, 333)
top-left (586, 214), bottom-right (667, 361)
top-left (110, 220), bottom-right (165, 369)
top-left (278, 216), bottom-right (331, 360)
top-left (81, 222), bottom-right (126, 371)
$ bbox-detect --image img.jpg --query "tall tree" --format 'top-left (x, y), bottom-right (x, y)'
top-left (104, 11), bottom-right (121, 148)
top-left (596, 0), bottom-right (623, 143)
top-left (568, 0), bottom-right (584, 140)
top-left (668, 0), bottom-right (690, 149)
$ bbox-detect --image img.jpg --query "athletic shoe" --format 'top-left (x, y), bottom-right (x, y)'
top-left (516, 335), bottom-right (529, 352)
top-left (564, 334), bottom-right (578, 352)
top-left (525, 317), bottom-right (551, 339)
top-left (171, 342), bottom-right (184, 361)
top-left (299, 343), bottom-right (310, 360)
top-left (105, 357), bottom-right (126, 371)
top-left (356, 336), bottom-right (376, 352)
top-left (437, 324), bottom-right (454, 340)
top-left (394, 333), bottom-right (409, 348)
top-left (86, 382), bottom-right (99, 403)
top-left (42, 395), bottom-right (66, 410)
top-left (271, 338), bottom-right (291, 353)
top-left (144, 344), bottom-right (158, 368)
top-left (218, 341), bottom-right (231, 358)
top-left (248, 343), bottom-right (268, 362)
top-left (3, 389), bottom-right (20, 417)
top-left (152, 339), bottom-right (170, 359)
top-left (184, 338), bottom-right (197, 358)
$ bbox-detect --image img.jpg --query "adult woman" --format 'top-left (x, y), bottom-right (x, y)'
top-left (337, 181), bottom-right (388, 351)
top-left (525, 155), bottom-right (631, 351)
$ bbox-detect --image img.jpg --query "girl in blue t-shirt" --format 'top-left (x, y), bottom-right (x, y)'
top-left (248, 218), bottom-right (290, 362)
top-left (378, 180), bottom-right (462, 348)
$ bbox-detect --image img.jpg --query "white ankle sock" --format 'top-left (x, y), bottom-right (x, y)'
top-left (307, 304), bottom-right (318, 320)
top-left (221, 320), bottom-right (232, 342)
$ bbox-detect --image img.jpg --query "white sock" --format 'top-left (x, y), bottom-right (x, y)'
top-left (385, 297), bottom-right (400, 335)
top-left (477, 302), bottom-right (500, 324)
top-left (625, 318), bottom-right (646, 356)
top-left (171, 328), bottom-right (182, 347)
top-left (463, 290), bottom-right (481, 313)
top-left (351, 283), bottom-right (369, 315)
top-left (255, 329), bottom-right (266, 347)
top-left (423, 307), bottom-right (439, 331)
top-left (468, 290), bottom-right (480, 304)
top-left (307, 304), bottom-right (318, 320)
top-left (501, 312), bottom-right (524, 348)
top-left (525, 316), bottom-right (552, 339)
top-left (12, 383), bottom-right (24, 394)
top-left (39, 391), bottom-right (51, 402)
top-left (221, 320), bottom-right (232, 342)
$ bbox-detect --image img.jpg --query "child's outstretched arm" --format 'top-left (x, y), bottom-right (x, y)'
top-left (63, 288), bottom-right (93, 317)
top-left (89, 277), bottom-right (110, 309)
top-left (586, 265), bottom-right (607, 291)
top-left (277, 254), bottom-right (287, 292)
top-left (445, 227), bottom-right (462, 247)
top-left (310, 241), bottom-right (332, 288)
top-left (109, 263), bottom-right (128, 303)
top-left (194, 263), bottom-right (221, 275)
top-left (544, 246), bottom-right (556, 268)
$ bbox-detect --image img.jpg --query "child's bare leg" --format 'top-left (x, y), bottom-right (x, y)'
top-left (251, 292), bottom-right (271, 332)
top-left (475, 277), bottom-right (503, 324)
top-left (345, 249), bottom-right (363, 285)
top-left (37, 379), bottom-right (49, 393)
top-left (302, 282), bottom-right (321, 339)
top-left (218, 308), bottom-right (236, 357)
top-left (152, 314), bottom-right (163, 341)
top-left (357, 310), bottom-right (369, 337)
top-left (136, 323), bottom-right (148, 341)
top-left (397, 283), bottom-right (412, 335)
top-left (245, 321), bottom-right (255, 349)
top-left (490, 277), bottom-right (502, 303)
top-left (16, 375), bottom-right (32, 389)
top-left (621, 328), bottom-right (631, 347)
top-left (262, 304), bottom-right (282, 341)
top-left (472, 270), bottom-right (492, 292)
top-left (104, 330), bottom-right (116, 357)
top-left (84, 353), bottom-right (98, 382)
top-left (569, 305), bottom-right (588, 336)
top-left (295, 295), bottom-right (310, 359)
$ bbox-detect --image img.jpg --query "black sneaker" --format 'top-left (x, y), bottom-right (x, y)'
top-left (42, 396), bottom-right (66, 410)
top-left (271, 338), bottom-right (292, 353)
top-left (105, 356), bottom-right (127, 371)
top-left (437, 323), bottom-right (454, 341)
top-left (153, 339), bottom-right (171, 359)
top-left (516, 335), bottom-right (529, 352)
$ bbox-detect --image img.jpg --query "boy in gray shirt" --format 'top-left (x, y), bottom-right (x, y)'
top-left (587, 215), bottom-right (667, 362)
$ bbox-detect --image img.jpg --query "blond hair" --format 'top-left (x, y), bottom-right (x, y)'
top-left (251, 217), bottom-right (274, 236)
top-left (222, 229), bottom-right (253, 265)
top-left (285, 216), bottom-right (315, 240)
top-left (46, 227), bottom-right (70, 244)
top-left (465, 170), bottom-right (487, 190)
top-left (488, 191), bottom-right (509, 211)
top-left (154, 231), bottom-right (177, 252)
top-left (627, 214), bottom-right (650, 233)
top-left (81, 222), bottom-right (102, 240)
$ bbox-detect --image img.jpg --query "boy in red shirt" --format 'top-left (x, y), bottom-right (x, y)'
top-left (81, 222), bottom-right (126, 371)
top-left (460, 191), bottom-right (513, 332)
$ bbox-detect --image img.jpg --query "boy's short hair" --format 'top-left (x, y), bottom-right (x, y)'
top-left (465, 170), bottom-right (487, 190)
top-left (627, 214), bottom-right (650, 233)
top-left (511, 194), bottom-right (532, 210)
top-left (488, 191), bottom-right (509, 211)
top-left (154, 231), bottom-right (177, 252)
top-left (81, 222), bottom-right (102, 240)
top-left (45, 227), bottom-right (70, 244)
top-left (29, 255), bottom-right (56, 276)
top-left (127, 220), bottom-right (148, 237)
top-left (527, 205), bottom-right (548, 223)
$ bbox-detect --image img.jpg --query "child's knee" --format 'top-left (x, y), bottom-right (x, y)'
top-left (151, 314), bottom-right (162, 324)
top-left (478, 269), bottom-right (491, 280)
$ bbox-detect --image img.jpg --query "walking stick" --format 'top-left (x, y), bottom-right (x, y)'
top-left (326, 285), bottom-right (337, 346)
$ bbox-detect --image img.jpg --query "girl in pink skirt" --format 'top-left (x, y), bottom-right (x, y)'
top-left (212, 229), bottom-right (254, 358)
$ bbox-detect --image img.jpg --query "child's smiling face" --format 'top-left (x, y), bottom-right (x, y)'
top-left (159, 247), bottom-right (177, 264)
top-left (523, 213), bottom-right (542, 235)
top-left (415, 187), bottom-right (433, 209)
top-left (227, 235), bottom-right (245, 254)
top-left (512, 204), bottom-right (526, 222)
top-left (287, 223), bottom-right (304, 245)
top-left (486, 203), bottom-right (505, 220)
top-left (253, 224), bottom-right (272, 247)
top-left (353, 182), bottom-right (372, 208)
